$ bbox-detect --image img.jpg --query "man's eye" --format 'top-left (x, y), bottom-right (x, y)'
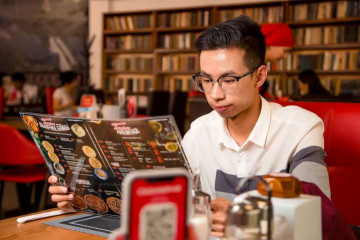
top-left (222, 78), bottom-right (236, 84)
top-left (202, 79), bottom-right (212, 84)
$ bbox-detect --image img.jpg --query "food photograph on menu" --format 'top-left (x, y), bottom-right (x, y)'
top-left (20, 113), bottom-right (191, 216)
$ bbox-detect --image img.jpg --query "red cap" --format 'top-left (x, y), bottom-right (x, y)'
top-left (261, 23), bottom-right (294, 47)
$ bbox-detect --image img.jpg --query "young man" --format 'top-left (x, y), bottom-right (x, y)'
top-left (182, 16), bottom-right (330, 236)
top-left (48, 16), bottom-right (330, 236)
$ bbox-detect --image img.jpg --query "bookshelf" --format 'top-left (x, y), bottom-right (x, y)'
top-left (217, 2), bottom-right (285, 23)
top-left (282, 0), bottom-right (360, 97)
top-left (102, 0), bottom-right (360, 100)
top-left (102, 11), bottom-right (155, 103)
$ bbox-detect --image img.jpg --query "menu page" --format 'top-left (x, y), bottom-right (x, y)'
top-left (20, 113), bottom-right (191, 216)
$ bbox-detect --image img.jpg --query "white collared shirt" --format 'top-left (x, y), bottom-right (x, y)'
top-left (182, 96), bottom-right (330, 200)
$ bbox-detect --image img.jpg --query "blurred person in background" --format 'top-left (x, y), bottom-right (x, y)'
top-left (260, 23), bottom-right (294, 99)
top-left (53, 71), bottom-right (80, 116)
top-left (298, 69), bottom-right (331, 98)
top-left (262, 23), bottom-right (294, 62)
top-left (5, 72), bottom-right (38, 106)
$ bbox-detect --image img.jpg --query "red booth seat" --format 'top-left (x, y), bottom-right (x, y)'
top-left (278, 101), bottom-right (360, 226)
top-left (0, 87), bottom-right (4, 119)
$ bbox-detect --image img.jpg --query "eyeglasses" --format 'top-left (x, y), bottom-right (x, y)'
top-left (192, 65), bottom-right (261, 94)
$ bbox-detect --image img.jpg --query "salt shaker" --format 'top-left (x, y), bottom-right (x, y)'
top-left (190, 174), bottom-right (211, 240)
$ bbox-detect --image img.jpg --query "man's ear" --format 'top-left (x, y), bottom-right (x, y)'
top-left (254, 65), bottom-right (268, 88)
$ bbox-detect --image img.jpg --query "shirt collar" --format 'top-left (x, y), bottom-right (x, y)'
top-left (216, 96), bottom-right (271, 149)
top-left (216, 116), bottom-right (239, 150)
top-left (247, 96), bottom-right (271, 148)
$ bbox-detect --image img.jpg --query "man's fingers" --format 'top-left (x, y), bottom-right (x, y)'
top-left (210, 211), bottom-right (227, 237)
top-left (57, 201), bottom-right (74, 210)
top-left (51, 194), bottom-right (74, 203)
top-left (48, 175), bottom-right (75, 211)
top-left (48, 185), bottom-right (68, 194)
top-left (48, 175), bottom-right (58, 184)
top-left (212, 211), bottom-right (227, 224)
top-left (211, 198), bottom-right (231, 212)
top-left (212, 223), bottom-right (226, 232)
top-left (211, 230), bottom-right (225, 238)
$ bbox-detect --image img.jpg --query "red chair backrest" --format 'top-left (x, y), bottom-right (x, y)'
top-left (188, 90), bottom-right (205, 98)
top-left (0, 123), bottom-right (44, 166)
top-left (0, 87), bottom-right (4, 119)
top-left (45, 87), bottom-right (55, 114)
top-left (277, 101), bottom-right (360, 226)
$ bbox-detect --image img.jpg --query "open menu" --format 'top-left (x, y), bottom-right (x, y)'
top-left (20, 113), bottom-right (192, 216)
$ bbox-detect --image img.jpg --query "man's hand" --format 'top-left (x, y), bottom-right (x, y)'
top-left (48, 175), bottom-right (74, 210)
top-left (210, 197), bottom-right (231, 237)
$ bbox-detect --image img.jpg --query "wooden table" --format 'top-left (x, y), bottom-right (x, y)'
top-left (0, 209), bottom-right (106, 240)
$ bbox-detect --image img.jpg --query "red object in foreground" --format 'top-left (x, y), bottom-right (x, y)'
top-left (301, 181), bottom-right (356, 240)
top-left (0, 123), bottom-right (47, 214)
top-left (0, 87), bottom-right (4, 119)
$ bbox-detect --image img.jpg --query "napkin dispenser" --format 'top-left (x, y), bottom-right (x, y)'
top-left (225, 176), bottom-right (273, 240)
top-left (228, 175), bottom-right (321, 240)
top-left (77, 94), bottom-right (99, 119)
top-left (232, 191), bottom-right (322, 240)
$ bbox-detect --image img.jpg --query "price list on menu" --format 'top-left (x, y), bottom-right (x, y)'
top-left (20, 113), bottom-right (191, 216)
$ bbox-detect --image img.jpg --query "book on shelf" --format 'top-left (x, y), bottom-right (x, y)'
top-left (160, 77), bottom-right (170, 91)
top-left (158, 32), bottom-right (198, 49)
top-left (157, 10), bottom-right (210, 28)
top-left (160, 54), bottom-right (198, 72)
top-left (174, 78), bottom-right (182, 91)
top-left (105, 75), bottom-right (153, 93)
top-left (105, 35), bottom-right (152, 50)
top-left (293, 24), bottom-right (360, 45)
top-left (289, 50), bottom-right (360, 71)
top-left (265, 76), bottom-right (282, 97)
top-left (338, 79), bottom-right (360, 97)
top-left (127, 78), bottom-right (134, 91)
top-left (281, 76), bottom-right (360, 97)
top-left (290, 1), bottom-right (360, 22)
top-left (285, 77), bottom-right (300, 97)
top-left (105, 14), bottom-right (152, 31)
top-left (266, 59), bottom-right (284, 71)
top-left (106, 54), bottom-right (153, 72)
top-left (159, 75), bottom-right (194, 92)
top-left (218, 5), bottom-right (283, 23)
top-left (322, 78), bottom-right (346, 96)
top-left (102, 1), bottom-right (360, 99)
top-left (297, 54), bottom-right (324, 71)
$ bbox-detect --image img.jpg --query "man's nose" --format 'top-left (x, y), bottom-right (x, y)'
top-left (210, 81), bottom-right (225, 99)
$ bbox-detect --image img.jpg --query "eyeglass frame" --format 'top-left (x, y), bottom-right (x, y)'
top-left (192, 64), bottom-right (263, 94)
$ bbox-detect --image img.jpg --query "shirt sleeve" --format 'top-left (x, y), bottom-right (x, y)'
top-left (52, 88), bottom-right (61, 100)
top-left (182, 130), bottom-right (200, 175)
top-left (289, 120), bottom-right (331, 199)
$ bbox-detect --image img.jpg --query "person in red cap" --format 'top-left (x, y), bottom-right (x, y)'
top-left (261, 23), bottom-right (294, 61)
top-left (259, 23), bottom-right (294, 100)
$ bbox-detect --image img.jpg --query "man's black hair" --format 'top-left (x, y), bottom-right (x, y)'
top-left (12, 72), bottom-right (25, 83)
top-left (194, 15), bottom-right (265, 69)
top-left (60, 71), bottom-right (78, 85)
